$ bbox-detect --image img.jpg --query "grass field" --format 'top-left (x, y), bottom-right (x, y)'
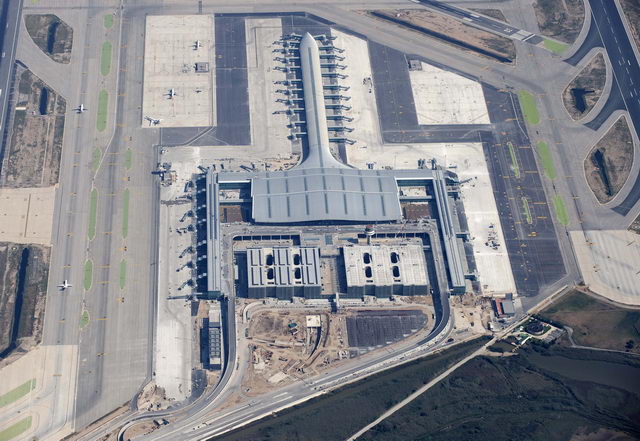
top-left (79, 310), bottom-right (89, 329)
top-left (96, 90), bottom-right (108, 132)
top-left (92, 147), bottom-right (101, 172)
top-left (104, 14), bottom-right (113, 29)
top-left (518, 90), bottom-right (540, 125)
top-left (536, 141), bottom-right (557, 180)
top-left (553, 195), bottom-right (569, 225)
top-left (360, 345), bottom-right (640, 441)
top-left (543, 38), bottom-right (568, 54)
top-left (122, 188), bottom-right (130, 238)
top-left (124, 148), bottom-right (132, 170)
top-left (213, 337), bottom-right (490, 441)
top-left (538, 290), bottom-right (640, 353)
top-left (88, 188), bottom-right (98, 240)
top-left (83, 259), bottom-right (93, 291)
top-left (100, 41), bottom-right (112, 76)
top-left (119, 259), bottom-right (126, 289)
top-left (0, 380), bottom-right (35, 408)
top-left (507, 142), bottom-right (520, 178)
top-left (0, 416), bottom-right (32, 441)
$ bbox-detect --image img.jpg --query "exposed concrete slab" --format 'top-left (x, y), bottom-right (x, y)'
top-left (0, 345), bottom-right (77, 441)
top-left (332, 29), bottom-right (382, 148)
top-left (571, 230), bottom-right (640, 306)
top-left (143, 15), bottom-right (215, 128)
top-left (0, 187), bottom-right (56, 245)
top-left (409, 61), bottom-right (490, 125)
top-left (347, 142), bottom-right (516, 296)
top-left (245, 18), bottom-right (292, 158)
top-left (155, 196), bottom-right (193, 401)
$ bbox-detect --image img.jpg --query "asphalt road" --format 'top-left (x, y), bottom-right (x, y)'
top-left (0, 0), bottom-right (23, 149)
top-left (588, 0), bottom-right (640, 215)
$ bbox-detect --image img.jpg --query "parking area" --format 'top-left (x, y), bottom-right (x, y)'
top-left (143, 15), bottom-right (215, 127)
top-left (346, 310), bottom-right (427, 351)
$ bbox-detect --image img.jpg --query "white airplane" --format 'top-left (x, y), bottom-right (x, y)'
top-left (74, 104), bottom-right (86, 113)
top-left (144, 116), bottom-right (162, 126)
top-left (58, 280), bottom-right (72, 290)
top-left (166, 88), bottom-right (176, 99)
top-left (194, 40), bottom-right (202, 50)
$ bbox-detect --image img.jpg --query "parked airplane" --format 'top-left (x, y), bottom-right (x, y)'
top-left (74, 104), bottom-right (86, 113)
top-left (58, 280), bottom-right (72, 290)
top-left (166, 88), bottom-right (176, 99)
top-left (144, 116), bottom-right (162, 126)
top-left (194, 40), bottom-right (202, 50)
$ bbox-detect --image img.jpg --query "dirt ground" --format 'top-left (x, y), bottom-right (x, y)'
top-left (0, 243), bottom-right (50, 358)
top-left (242, 305), bottom-right (433, 396)
top-left (563, 53), bottom-right (606, 120)
top-left (533, 0), bottom-right (585, 44)
top-left (367, 9), bottom-right (516, 62)
top-left (620, 0), bottom-right (640, 54)
top-left (584, 116), bottom-right (634, 203)
top-left (0, 69), bottom-right (66, 188)
top-left (469, 9), bottom-right (509, 22)
top-left (24, 14), bottom-right (73, 64)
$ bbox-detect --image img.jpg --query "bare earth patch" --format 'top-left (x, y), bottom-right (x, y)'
top-left (0, 243), bottom-right (50, 359)
top-left (0, 69), bottom-right (66, 188)
top-left (24, 14), bottom-right (73, 64)
top-left (533, 0), bottom-right (585, 44)
top-left (562, 53), bottom-right (606, 119)
top-left (584, 116), bottom-right (634, 204)
top-left (366, 9), bottom-right (516, 62)
top-left (619, 0), bottom-right (640, 53)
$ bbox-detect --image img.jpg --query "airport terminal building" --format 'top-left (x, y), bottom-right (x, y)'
top-left (201, 33), bottom-right (469, 299)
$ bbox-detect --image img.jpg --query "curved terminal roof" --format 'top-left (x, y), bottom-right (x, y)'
top-left (298, 32), bottom-right (347, 169)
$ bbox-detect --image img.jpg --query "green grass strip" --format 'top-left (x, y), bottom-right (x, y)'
top-left (553, 195), bottom-right (569, 226)
top-left (536, 141), bottom-right (557, 180)
top-left (79, 310), bottom-right (90, 329)
top-left (92, 147), bottom-right (102, 172)
top-left (543, 38), bottom-right (568, 54)
top-left (122, 188), bottom-right (130, 238)
top-left (0, 380), bottom-right (36, 408)
top-left (88, 188), bottom-right (98, 240)
top-left (124, 148), bottom-right (132, 170)
top-left (96, 90), bottom-right (108, 132)
top-left (0, 416), bottom-right (32, 441)
top-left (100, 41), bottom-right (112, 76)
top-left (507, 142), bottom-right (520, 178)
top-left (518, 90), bottom-right (540, 125)
top-left (83, 259), bottom-right (93, 291)
top-left (119, 259), bottom-right (127, 289)
top-left (522, 197), bottom-right (533, 225)
top-left (104, 14), bottom-right (114, 29)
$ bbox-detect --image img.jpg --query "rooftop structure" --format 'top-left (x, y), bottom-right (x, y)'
top-left (245, 246), bottom-right (322, 299)
top-left (343, 244), bottom-right (429, 297)
top-left (203, 32), bottom-right (468, 297)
